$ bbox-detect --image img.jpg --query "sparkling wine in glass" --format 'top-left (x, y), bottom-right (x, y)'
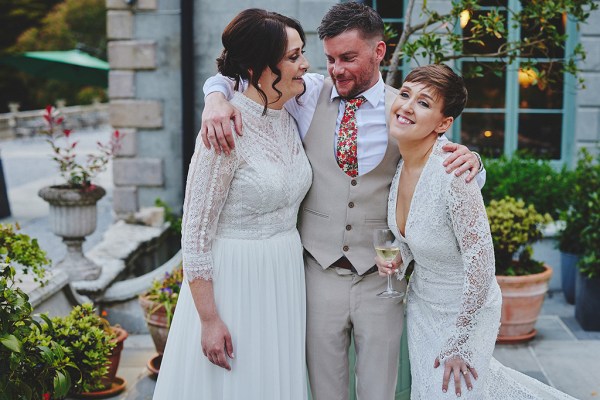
top-left (373, 229), bottom-right (404, 299)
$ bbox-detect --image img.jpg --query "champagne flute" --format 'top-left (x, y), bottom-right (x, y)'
top-left (373, 229), bottom-right (404, 299)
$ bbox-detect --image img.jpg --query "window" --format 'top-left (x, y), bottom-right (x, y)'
top-left (450, 0), bottom-right (576, 164)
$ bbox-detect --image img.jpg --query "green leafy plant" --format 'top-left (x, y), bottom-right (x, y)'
top-left (0, 224), bottom-right (74, 399)
top-left (154, 198), bottom-right (182, 235)
top-left (557, 148), bottom-right (600, 254)
top-left (42, 304), bottom-right (116, 394)
top-left (486, 196), bottom-right (552, 276)
top-left (143, 265), bottom-right (183, 327)
top-left (481, 153), bottom-right (573, 219)
top-left (579, 191), bottom-right (600, 279)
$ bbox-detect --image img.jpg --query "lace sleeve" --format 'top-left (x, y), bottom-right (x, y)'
top-left (438, 176), bottom-right (496, 366)
top-left (181, 140), bottom-right (239, 282)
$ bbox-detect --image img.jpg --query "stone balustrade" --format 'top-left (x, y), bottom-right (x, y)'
top-left (0, 102), bottom-right (109, 140)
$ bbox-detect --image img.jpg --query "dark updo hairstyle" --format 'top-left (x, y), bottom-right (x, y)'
top-left (216, 8), bottom-right (306, 115)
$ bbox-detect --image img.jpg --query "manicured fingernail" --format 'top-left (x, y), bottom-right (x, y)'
top-left (443, 389), bottom-right (447, 393)
top-left (468, 386), bottom-right (472, 391)
top-left (457, 393), bottom-right (461, 397)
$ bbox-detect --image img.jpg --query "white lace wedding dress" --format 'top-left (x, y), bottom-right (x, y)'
top-left (388, 140), bottom-right (576, 399)
top-left (153, 92), bottom-right (312, 400)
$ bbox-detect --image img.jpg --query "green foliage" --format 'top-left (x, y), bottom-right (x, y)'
top-left (481, 153), bottom-right (573, 219)
top-left (12, 0), bottom-right (107, 59)
top-left (386, 0), bottom-right (598, 88)
top-left (0, 223), bottom-right (50, 283)
top-left (143, 265), bottom-right (183, 327)
top-left (557, 149), bottom-right (599, 254)
top-left (43, 304), bottom-right (116, 394)
top-left (154, 198), bottom-right (182, 235)
top-left (579, 191), bottom-right (600, 279)
top-left (0, 0), bottom-right (107, 112)
top-left (486, 196), bottom-right (552, 276)
top-left (566, 148), bottom-right (600, 278)
top-left (0, 226), bottom-right (74, 400)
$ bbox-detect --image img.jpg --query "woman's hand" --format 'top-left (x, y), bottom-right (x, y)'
top-left (434, 356), bottom-right (478, 396)
top-left (201, 316), bottom-right (235, 371)
top-left (375, 254), bottom-right (401, 277)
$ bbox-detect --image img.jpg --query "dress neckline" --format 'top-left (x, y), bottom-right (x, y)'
top-left (395, 140), bottom-right (441, 239)
top-left (232, 91), bottom-right (286, 119)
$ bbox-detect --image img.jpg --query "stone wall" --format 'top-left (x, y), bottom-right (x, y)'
top-left (106, 0), bottom-right (182, 217)
top-left (577, 1), bottom-right (600, 158)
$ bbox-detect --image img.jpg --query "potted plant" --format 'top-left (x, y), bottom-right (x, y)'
top-left (0, 223), bottom-right (74, 399)
top-left (486, 196), bottom-right (553, 343)
top-left (557, 149), bottom-right (597, 304)
top-left (41, 303), bottom-right (128, 397)
top-left (37, 105), bottom-right (123, 282)
top-left (138, 264), bottom-right (183, 374)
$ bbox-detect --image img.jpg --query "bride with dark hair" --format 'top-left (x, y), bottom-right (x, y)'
top-left (153, 9), bottom-right (311, 400)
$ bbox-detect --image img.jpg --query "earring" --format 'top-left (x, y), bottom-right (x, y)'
top-left (257, 82), bottom-right (262, 89)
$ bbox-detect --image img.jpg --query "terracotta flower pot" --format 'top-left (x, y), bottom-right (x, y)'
top-left (102, 326), bottom-right (128, 387)
top-left (496, 264), bottom-right (553, 343)
top-left (138, 295), bottom-right (172, 354)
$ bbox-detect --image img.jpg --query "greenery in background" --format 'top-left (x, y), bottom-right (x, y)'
top-left (481, 153), bottom-right (573, 219)
top-left (569, 149), bottom-right (600, 278)
top-left (143, 265), bottom-right (183, 327)
top-left (0, 0), bottom-right (106, 112)
top-left (0, 223), bottom-right (74, 399)
top-left (486, 197), bottom-right (552, 276)
top-left (579, 191), bottom-right (600, 279)
top-left (385, 0), bottom-right (597, 88)
top-left (0, 223), bottom-right (50, 282)
top-left (42, 304), bottom-right (116, 394)
top-left (155, 198), bottom-right (183, 235)
top-left (557, 149), bottom-right (599, 254)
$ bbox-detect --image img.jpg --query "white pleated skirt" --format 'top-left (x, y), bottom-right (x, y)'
top-left (153, 229), bottom-right (308, 400)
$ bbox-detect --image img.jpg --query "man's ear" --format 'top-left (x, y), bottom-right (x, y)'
top-left (375, 40), bottom-right (386, 63)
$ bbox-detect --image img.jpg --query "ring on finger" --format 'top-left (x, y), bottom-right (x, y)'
top-left (462, 370), bottom-right (468, 375)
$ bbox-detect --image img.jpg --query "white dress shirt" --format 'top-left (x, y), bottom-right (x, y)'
top-left (203, 73), bottom-right (486, 183)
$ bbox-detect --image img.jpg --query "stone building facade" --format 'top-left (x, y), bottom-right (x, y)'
top-left (105, 0), bottom-right (600, 216)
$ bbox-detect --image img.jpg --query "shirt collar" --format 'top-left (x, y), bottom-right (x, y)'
top-left (330, 73), bottom-right (384, 108)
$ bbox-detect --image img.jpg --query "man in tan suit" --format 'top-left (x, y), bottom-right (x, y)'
top-left (201, 3), bottom-right (484, 399)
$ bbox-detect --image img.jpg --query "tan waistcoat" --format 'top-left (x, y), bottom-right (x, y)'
top-left (298, 78), bottom-right (401, 275)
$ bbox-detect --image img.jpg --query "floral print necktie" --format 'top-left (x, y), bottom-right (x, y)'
top-left (336, 96), bottom-right (366, 177)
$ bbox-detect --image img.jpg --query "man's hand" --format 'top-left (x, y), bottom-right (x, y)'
top-left (201, 92), bottom-right (243, 155)
top-left (442, 142), bottom-right (481, 183)
top-left (201, 316), bottom-right (235, 371)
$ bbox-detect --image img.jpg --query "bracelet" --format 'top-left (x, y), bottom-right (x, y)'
top-left (472, 151), bottom-right (484, 173)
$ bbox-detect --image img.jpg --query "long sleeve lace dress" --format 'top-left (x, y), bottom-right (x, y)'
top-left (388, 140), bottom-right (576, 399)
top-left (153, 92), bottom-right (312, 400)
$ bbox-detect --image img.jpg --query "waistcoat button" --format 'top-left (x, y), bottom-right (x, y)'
top-left (351, 179), bottom-right (357, 186)
top-left (348, 202), bottom-right (354, 208)
top-left (343, 245), bottom-right (349, 252)
top-left (346, 225), bottom-right (352, 231)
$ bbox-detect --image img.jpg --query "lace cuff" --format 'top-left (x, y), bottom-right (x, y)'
top-left (183, 253), bottom-right (214, 282)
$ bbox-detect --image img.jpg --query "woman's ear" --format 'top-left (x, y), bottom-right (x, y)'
top-left (435, 116), bottom-right (454, 134)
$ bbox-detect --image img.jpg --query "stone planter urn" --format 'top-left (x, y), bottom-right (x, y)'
top-left (38, 184), bottom-right (106, 281)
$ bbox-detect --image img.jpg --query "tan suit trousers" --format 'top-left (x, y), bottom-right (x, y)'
top-left (305, 253), bottom-right (407, 400)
